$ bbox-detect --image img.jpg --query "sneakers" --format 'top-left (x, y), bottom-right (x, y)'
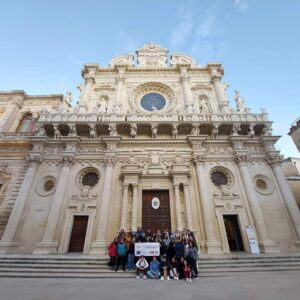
top-left (167, 276), bottom-right (171, 281)
top-left (136, 275), bottom-right (140, 280)
top-left (143, 275), bottom-right (147, 280)
top-left (160, 276), bottom-right (164, 281)
top-left (189, 278), bottom-right (192, 283)
top-left (175, 276), bottom-right (179, 280)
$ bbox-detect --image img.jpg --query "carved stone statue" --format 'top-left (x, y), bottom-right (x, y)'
top-left (64, 91), bottom-right (72, 106)
top-left (191, 126), bottom-right (200, 136)
top-left (53, 126), bottom-right (61, 139)
top-left (109, 124), bottom-right (117, 136)
top-left (36, 125), bottom-right (46, 137)
top-left (0, 163), bottom-right (9, 175)
top-left (211, 124), bottom-right (218, 138)
top-left (130, 124), bottom-right (137, 138)
top-left (235, 90), bottom-right (246, 112)
top-left (89, 125), bottom-right (97, 139)
top-left (151, 125), bottom-right (158, 138)
top-left (98, 99), bottom-right (108, 113)
top-left (199, 98), bottom-right (210, 113)
top-left (172, 124), bottom-right (178, 139)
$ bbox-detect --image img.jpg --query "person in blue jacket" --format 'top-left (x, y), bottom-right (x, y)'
top-left (147, 256), bottom-right (161, 279)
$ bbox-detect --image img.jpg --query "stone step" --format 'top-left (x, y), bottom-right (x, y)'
top-left (0, 271), bottom-right (135, 279)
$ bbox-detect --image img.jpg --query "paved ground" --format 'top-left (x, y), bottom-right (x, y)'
top-left (0, 272), bottom-right (300, 300)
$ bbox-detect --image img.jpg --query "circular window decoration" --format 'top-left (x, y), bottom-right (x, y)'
top-left (35, 175), bottom-right (56, 197)
top-left (140, 93), bottom-right (166, 111)
top-left (82, 172), bottom-right (99, 187)
top-left (209, 167), bottom-right (234, 188)
top-left (44, 180), bottom-right (55, 191)
top-left (130, 82), bottom-right (176, 113)
top-left (256, 179), bottom-right (267, 191)
top-left (254, 175), bottom-right (274, 195)
top-left (77, 167), bottom-right (100, 189)
top-left (211, 171), bottom-right (228, 186)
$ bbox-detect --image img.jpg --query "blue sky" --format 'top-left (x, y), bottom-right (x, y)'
top-left (0, 0), bottom-right (299, 157)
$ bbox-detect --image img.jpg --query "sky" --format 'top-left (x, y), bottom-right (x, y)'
top-left (0, 0), bottom-right (299, 158)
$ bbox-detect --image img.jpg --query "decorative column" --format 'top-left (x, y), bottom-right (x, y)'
top-left (194, 155), bottom-right (223, 254)
top-left (179, 68), bottom-right (194, 113)
top-left (183, 182), bottom-right (194, 231)
top-left (131, 183), bottom-right (138, 232)
top-left (120, 183), bottom-right (129, 231)
top-left (235, 154), bottom-right (279, 253)
top-left (0, 96), bottom-right (23, 132)
top-left (209, 65), bottom-right (230, 113)
top-left (34, 157), bottom-right (75, 254)
top-left (174, 184), bottom-right (183, 231)
top-left (0, 156), bottom-right (41, 252)
top-left (90, 155), bottom-right (115, 255)
top-left (268, 154), bottom-right (300, 240)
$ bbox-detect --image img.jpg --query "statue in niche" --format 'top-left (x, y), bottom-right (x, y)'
top-left (191, 126), bottom-right (200, 136)
top-left (98, 96), bottom-right (108, 113)
top-left (235, 90), bottom-right (246, 112)
top-left (198, 98), bottom-right (210, 113)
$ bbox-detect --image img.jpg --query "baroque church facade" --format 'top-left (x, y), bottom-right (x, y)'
top-left (0, 43), bottom-right (299, 256)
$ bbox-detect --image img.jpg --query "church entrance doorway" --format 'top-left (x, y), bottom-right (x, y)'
top-left (142, 190), bottom-right (171, 232)
top-left (223, 215), bottom-right (244, 252)
top-left (68, 216), bottom-right (89, 253)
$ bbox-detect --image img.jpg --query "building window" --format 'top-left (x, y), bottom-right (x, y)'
top-left (140, 93), bottom-right (166, 111)
top-left (82, 172), bottom-right (99, 187)
top-left (16, 114), bottom-right (36, 133)
top-left (44, 180), bottom-right (55, 192)
top-left (256, 179), bottom-right (267, 191)
top-left (211, 171), bottom-right (228, 186)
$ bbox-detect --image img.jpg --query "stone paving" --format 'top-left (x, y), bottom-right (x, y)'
top-left (0, 271), bottom-right (300, 300)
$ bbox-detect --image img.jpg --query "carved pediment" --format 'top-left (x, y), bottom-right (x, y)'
top-left (136, 43), bottom-right (168, 68)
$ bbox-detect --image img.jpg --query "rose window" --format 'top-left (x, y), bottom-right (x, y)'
top-left (82, 172), bottom-right (99, 187)
top-left (211, 171), bottom-right (228, 186)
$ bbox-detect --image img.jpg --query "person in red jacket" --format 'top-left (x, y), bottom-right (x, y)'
top-left (108, 238), bottom-right (117, 269)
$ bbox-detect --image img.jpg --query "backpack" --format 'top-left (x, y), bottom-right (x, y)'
top-left (117, 243), bottom-right (126, 256)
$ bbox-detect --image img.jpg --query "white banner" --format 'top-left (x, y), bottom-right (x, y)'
top-left (134, 242), bottom-right (160, 257)
top-left (245, 225), bottom-right (260, 254)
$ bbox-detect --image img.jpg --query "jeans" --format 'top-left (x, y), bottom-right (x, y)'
top-left (127, 253), bottom-right (135, 270)
top-left (147, 270), bottom-right (161, 279)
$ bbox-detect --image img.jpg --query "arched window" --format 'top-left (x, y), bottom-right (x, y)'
top-left (16, 114), bottom-right (36, 133)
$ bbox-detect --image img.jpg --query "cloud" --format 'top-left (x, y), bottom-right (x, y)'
top-left (170, 4), bottom-right (194, 49)
top-left (234, 0), bottom-right (249, 12)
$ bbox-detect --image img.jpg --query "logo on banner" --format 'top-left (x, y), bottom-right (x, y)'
top-left (151, 197), bottom-right (160, 209)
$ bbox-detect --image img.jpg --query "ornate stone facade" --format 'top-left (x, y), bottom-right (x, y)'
top-left (0, 43), bottom-right (300, 255)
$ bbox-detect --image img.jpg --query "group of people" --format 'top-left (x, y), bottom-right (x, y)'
top-left (107, 227), bottom-right (199, 283)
